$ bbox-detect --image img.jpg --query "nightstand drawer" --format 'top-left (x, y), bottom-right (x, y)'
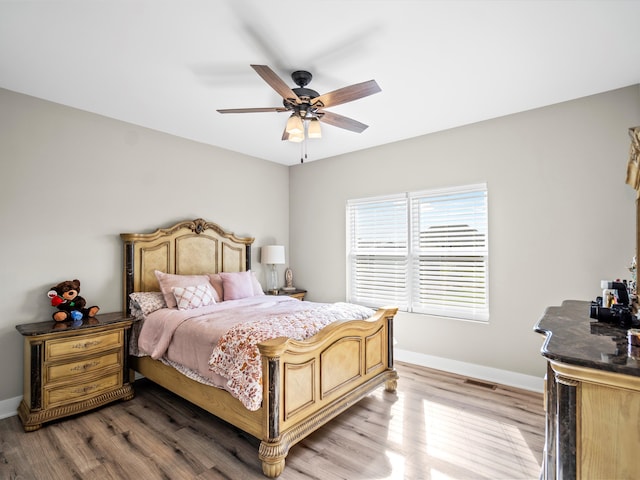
top-left (46, 330), bottom-right (123, 360)
top-left (47, 351), bottom-right (121, 382)
top-left (45, 370), bottom-right (122, 407)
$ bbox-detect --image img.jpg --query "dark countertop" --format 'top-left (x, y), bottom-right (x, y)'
top-left (535, 299), bottom-right (640, 377)
top-left (16, 311), bottom-right (132, 337)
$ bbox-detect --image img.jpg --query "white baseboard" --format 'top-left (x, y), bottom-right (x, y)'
top-left (0, 395), bottom-right (21, 421)
top-left (395, 348), bottom-right (544, 393)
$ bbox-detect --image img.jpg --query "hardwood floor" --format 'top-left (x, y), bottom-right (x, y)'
top-left (0, 362), bottom-right (545, 479)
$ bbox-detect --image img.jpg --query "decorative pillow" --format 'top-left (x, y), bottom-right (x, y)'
top-left (129, 291), bottom-right (166, 316)
top-left (172, 283), bottom-right (216, 310)
top-left (220, 271), bottom-right (255, 301)
top-left (155, 270), bottom-right (211, 309)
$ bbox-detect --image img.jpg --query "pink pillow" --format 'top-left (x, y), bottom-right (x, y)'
top-left (155, 270), bottom-right (211, 309)
top-left (207, 274), bottom-right (224, 302)
top-left (220, 271), bottom-right (255, 300)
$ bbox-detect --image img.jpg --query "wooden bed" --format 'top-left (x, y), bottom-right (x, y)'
top-left (120, 218), bottom-right (398, 477)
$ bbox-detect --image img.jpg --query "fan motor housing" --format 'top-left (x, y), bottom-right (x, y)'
top-left (289, 70), bottom-right (319, 103)
top-left (292, 87), bottom-right (319, 99)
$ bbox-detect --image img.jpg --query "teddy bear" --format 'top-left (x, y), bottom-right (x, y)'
top-left (47, 279), bottom-right (100, 322)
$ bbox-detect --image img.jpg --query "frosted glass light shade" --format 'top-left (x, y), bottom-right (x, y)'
top-left (287, 130), bottom-right (304, 143)
top-left (285, 114), bottom-right (303, 135)
top-left (308, 118), bottom-right (322, 138)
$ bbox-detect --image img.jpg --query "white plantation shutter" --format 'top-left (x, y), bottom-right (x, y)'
top-left (347, 184), bottom-right (489, 322)
top-left (410, 185), bottom-right (489, 321)
top-left (347, 195), bottom-right (409, 309)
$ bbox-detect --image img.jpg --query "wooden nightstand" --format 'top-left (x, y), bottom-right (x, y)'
top-left (16, 312), bottom-right (135, 431)
top-left (267, 289), bottom-right (307, 301)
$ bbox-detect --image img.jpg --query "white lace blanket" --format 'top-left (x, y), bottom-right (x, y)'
top-left (208, 302), bottom-right (374, 411)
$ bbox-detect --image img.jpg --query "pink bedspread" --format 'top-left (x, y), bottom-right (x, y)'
top-left (136, 296), bottom-right (374, 410)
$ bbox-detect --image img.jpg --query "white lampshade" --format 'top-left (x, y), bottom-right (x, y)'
top-left (261, 245), bottom-right (285, 265)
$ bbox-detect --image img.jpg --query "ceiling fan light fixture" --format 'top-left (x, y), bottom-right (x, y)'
top-left (288, 130), bottom-right (304, 143)
top-left (218, 65), bottom-right (381, 159)
top-left (308, 118), bottom-right (322, 138)
top-left (285, 114), bottom-right (304, 135)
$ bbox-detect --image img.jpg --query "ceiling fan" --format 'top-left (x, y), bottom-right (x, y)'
top-left (217, 65), bottom-right (381, 161)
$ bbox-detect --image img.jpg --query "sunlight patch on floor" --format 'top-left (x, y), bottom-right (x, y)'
top-left (378, 379), bottom-right (541, 479)
top-left (422, 399), bottom-right (540, 479)
top-left (380, 449), bottom-right (406, 479)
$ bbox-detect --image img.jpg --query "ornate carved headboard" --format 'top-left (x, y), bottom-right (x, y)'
top-left (120, 218), bottom-right (254, 314)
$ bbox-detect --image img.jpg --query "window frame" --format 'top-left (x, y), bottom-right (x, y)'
top-left (347, 183), bottom-right (489, 322)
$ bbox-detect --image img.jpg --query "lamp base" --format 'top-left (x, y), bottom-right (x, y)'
top-left (267, 264), bottom-right (279, 292)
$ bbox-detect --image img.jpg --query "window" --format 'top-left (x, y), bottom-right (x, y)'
top-left (347, 184), bottom-right (489, 322)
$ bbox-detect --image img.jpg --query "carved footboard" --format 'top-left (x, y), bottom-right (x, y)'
top-left (257, 306), bottom-right (398, 477)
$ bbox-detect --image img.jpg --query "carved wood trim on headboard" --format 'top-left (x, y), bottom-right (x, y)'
top-left (120, 218), bottom-right (255, 315)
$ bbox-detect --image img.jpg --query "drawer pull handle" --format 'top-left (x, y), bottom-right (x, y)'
top-left (70, 361), bottom-right (101, 372)
top-left (71, 384), bottom-right (99, 395)
top-left (72, 340), bottom-right (101, 350)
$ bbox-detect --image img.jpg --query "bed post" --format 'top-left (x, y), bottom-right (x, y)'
top-left (259, 356), bottom-right (287, 478)
top-left (123, 241), bottom-right (134, 316)
top-left (266, 358), bottom-right (279, 440)
top-left (384, 310), bottom-right (398, 393)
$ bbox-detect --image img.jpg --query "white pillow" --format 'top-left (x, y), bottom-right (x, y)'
top-left (172, 283), bottom-right (216, 310)
top-left (250, 270), bottom-right (265, 296)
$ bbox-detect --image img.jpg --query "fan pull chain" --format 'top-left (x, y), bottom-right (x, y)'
top-left (304, 134), bottom-right (308, 163)
top-left (304, 134), bottom-right (309, 163)
top-left (300, 120), bottom-right (308, 163)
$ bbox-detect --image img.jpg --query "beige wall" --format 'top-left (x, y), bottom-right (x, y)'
top-left (289, 85), bottom-right (640, 379)
top-left (0, 88), bottom-right (290, 401)
top-left (2, 85), bottom-right (639, 404)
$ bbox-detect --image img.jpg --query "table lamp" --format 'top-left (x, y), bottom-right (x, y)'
top-left (261, 245), bottom-right (285, 293)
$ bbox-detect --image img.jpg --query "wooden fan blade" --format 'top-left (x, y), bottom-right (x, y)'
top-left (318, 110), bottom-right (369, 133)
top-left (251, 65), bottom-right (300, 103)
top-left (312, 79), bottom-right (381, 108)
top-left (217, 107), bottom-right (288, 113)
top-left (282, 127), bottom-right (289, 141)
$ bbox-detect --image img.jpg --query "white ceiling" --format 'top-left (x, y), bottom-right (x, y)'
top-left (2, 1), bottom-right (640, 166)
